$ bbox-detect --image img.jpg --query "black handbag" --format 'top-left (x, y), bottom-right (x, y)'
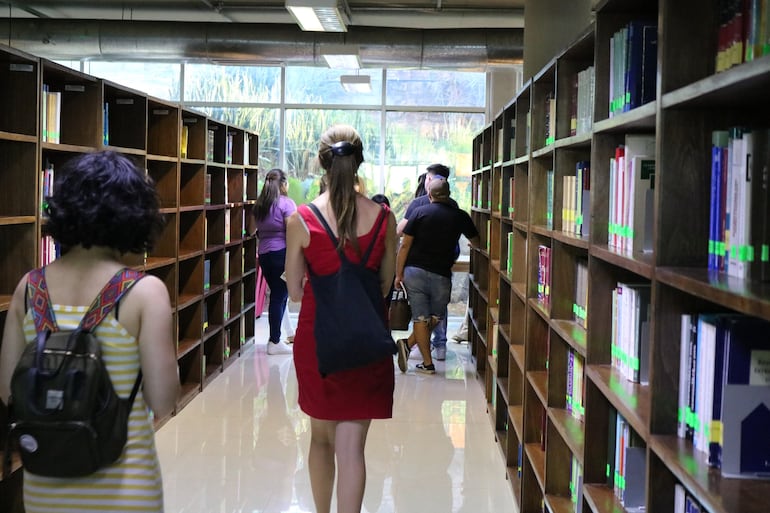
top-left (388, 286), bottom-right (411, 331)
top-left (305, 203), bottom-right (397, 376)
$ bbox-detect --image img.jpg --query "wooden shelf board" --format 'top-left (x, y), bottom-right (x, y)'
top-left (0, 130), bottom-right (36, 143)
top-left (592, 101), bottom-right (656, 134)
top-left (181, 157), bottom-right (206, 165)
top-left (487, 354), bottom-right (498, 376)
top-left (532, 145), bottom-right (554, 159)
top-left (506, 466), bottom-right (523, 507)
top-left (512, 281), bottom-right (527, 301)
top-left (584, 483), bottom-right (626, 513)
top-left (146, 154), bottom-right (178, 163)
top-left (176, 382), bottom-right (200, 410)
top-left (176, 338), bottom-right (200, 358)
top-left (524, 443), bottom-right (547, 493)
top-left (530, 224), bottom-right (553, 237)
top-left (511, 344), bottom-right (526, 372)
top-left (41, 141), bottom-right (96, 154)
top-left (585, 365), bottom-right (650, 440)
top-left (498, 376), bottom-right (510, 406)
top-left (206, 244), bottom-right (226, 254)
top-left (0, 295), bottom-right (11, 312)
top-left (178, 248), bottom-right (204, 261)
top-left (202, 325), bottom-right (222, 342)
top-left (650, 435), bottom-right (770, 513)
top-left (179, 205), bottom-right (204, 212)
top-left (545, 494), bottom-right (574, 513)
top-left (509, 404), bottom-right (524, 441)
top-left (0, 216), bottom-right (36, 226)
top-left (205, 203), bottom-right (227, 211)
top-left (204, 284), bottom-right (224, 297)
top-left (552, 230), bottom-right (590, 249)
top-left (529, 297), bottom-right (551, 322)
top-left (548, 407), bottom-right (585, 464)
top-left (224, 314), bottom-right (240, 327)
top-left (489, 306), bottom-right (500, 324)
top-left (551, 319), bottom-right (587, 357)
top-left (513, 221), bottom-right (528, 233)
top-left (662, 56), bottom-right (770, 109)
top-left (143, 256), bottom-right (176, 270)
top-left (590, 244), bottom-right (655, 279)
top-left (491, 259), bottom-right (501, 274)
top-left (514, 155), bottom-right (529, 165)
top-left (501, 269), bottom-right (513, 285)
top-left (203, 364), bottom-right (222, 385)
top-left (177, 293), bottom-right (202, 310)
top-left (554, 132), bottom-right (592, 150)
top-left (103, 144), bottom-right (145, 155)
top-left (499, 323), bottom-right (511, 344)
top-left (528, 371), bottom-right (548, 407)
top-left (656, 267), bottom-right (770, 320)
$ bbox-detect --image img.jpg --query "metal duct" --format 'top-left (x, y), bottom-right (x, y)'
top-left (0, 19), bottom-right (523, 70)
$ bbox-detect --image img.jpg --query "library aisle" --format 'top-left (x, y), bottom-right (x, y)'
top-left (154, 316), bottom-right (516, 513)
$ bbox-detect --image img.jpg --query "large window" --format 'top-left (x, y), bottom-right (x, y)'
top-left (386, 69), bottom-right (486, 108)
top-left (84, 62), bottom-right (181, 101)
top-left (285, 67), bottom-right (382, 106)
top-left (198, 107), bottom-right (280, 170)
top-left (184, 64), bottom-right (280, 103)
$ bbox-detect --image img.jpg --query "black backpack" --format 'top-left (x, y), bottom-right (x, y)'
top-left (305, 203), bottom-right (397, 377)
top-left (5, 267), bottom-right (144, 477)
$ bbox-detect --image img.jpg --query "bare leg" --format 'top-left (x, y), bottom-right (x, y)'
top-left (335, 420), bottom-right (371, 513)
top-left (309, 418), bottom-right (337, 513)
top-left (412, 318), bottom-right (434, 366)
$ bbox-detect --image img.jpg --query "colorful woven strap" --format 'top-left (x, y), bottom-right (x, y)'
top-left (27, 267), bottom-right (145, 334)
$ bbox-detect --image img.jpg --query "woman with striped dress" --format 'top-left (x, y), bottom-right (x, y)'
top-left (0, 151), bottom-right (180, 512)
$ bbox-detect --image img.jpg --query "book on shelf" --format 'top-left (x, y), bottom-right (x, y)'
top-left (573, 257), bottom-right (588, 329)
top-left (207, 129), bottom-right (216, 161)
top-left (546, 169), bottom-right (554, 230)
top-left (609, 20), bottom-right (657, 117)
top-left (180, 125), bottom-right (189, 158)
top-left (678, 313), bottom-right (770, 477)
top-left (509, 117), bottom-right (516, 161)
top-left (223, 288), bottom-right (230, 321)
top-left (570, 73), bottom-right (579, 137)
top-left (537, 244), bottom-right (551, 307)
top-left (204, 258), bottom-right (211, 291)
top-left (42, 87), bottom-right (61, 144)
top-left (717, 0), bottom-right (770, 73)
top-left (103, 102), bottom-right (109, 145)
top-left (224, 327), bottom-right (231, 359)
top-left (223, 250), bottom-right (230, 283)
top-left (224, 209), bottom-right (231, 243)
top-left (574, 65), bottom-right (595, 136)
top-left (570, 456), bottom-right (584, 513)
top-left (226, 132), bottom-right (234, 165)
top-left (611, 282), bottom-right (650, 385)
top-left (545, 92), bottom-right (556, 146)
top-left (506, 231), bottom-right (514, 275)
top-left (497, 125), bottom-right (504, 162)
top-left (566, 349), bottom-right (585, 421)
top-left (205, 173), bottom-right (212, 204)
top-left (608, 408), bottom-right (646, 508)
top-left (508, 177), bottom-right (515, 218)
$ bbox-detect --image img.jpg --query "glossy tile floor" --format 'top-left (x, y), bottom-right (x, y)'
top-left (155, 316), bottom-right (517, 513)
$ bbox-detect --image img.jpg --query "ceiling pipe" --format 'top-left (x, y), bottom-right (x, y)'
top-left (0, 19), bottom-right (523, 70)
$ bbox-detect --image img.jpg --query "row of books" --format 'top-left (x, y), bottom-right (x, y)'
top-left (716, 0), bottom-right (770, 73)
top-left (40, 235), bottom-right (59, 267)
top-left (472, 179), bottom-right (490, 209)
top-left (505, 232), bottom-right (515, 275)
top-left (546, 169), bottom-right (554, 229)
top-left (536, 244), bottom-right (552, 307)
top-left (608, 135), bottom-right (656, 256)
top-left (569, 65), bottom-right (595, 137)
top-left (206, 128), bottom-right (237, 164)
top-left (707, 127), bottom-right (770, 281)
top-left (544, 92), bottom-right (556, 146)
top-left (674, 482), bottom-right (709, 513)
top-left (611, 281), bottom-right (651, 385)
top-left (608, 20), bottom-right (658, 117)
top-left (495, 120), bottom-right (515, 163)
top-left (42, 85), bottom-right (62, 143)
top-left (566, 348), bottom-right (585, 421)
top-left (561, 161), bottom-right (591, 237)
top-left (677, 313), bottom-right (770, 477)
top-left (608, 409), bottom-right (646, 510)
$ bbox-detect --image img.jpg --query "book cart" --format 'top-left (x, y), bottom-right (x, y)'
top-left (0, 44), bottom-right (260, 512)
top-left (469, 1), bottom-right (770, 512)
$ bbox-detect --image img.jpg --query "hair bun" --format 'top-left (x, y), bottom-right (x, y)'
top-left (330, 141), bottom-right (356, 157)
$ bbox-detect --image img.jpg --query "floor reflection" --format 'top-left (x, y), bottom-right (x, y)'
top-left (154, 316), bottom-right (515, 512)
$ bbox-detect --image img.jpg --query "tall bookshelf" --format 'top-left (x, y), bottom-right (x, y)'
top-left (0, 44), bottom-right (260, 511)
top-left (469, 1), bottom-right (770, 512)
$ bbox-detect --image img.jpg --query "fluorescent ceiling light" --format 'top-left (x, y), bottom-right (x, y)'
top-left (322, 45), bottom-right (361, 69)
top-left (340, 74), bottom-right (371, 93)
top-left (286, 0), bottom-right (348, 32)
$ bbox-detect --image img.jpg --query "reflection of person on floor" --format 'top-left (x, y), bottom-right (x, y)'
top-left (394, 178), bottom-right (479, 375)
top-left (285, 124), bottom-right (398, 513)
top-left (251, 364), bottom-right (299, 511)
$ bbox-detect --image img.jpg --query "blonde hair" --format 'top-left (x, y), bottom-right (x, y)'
top-left (318, 124), bottom-right (365, 253)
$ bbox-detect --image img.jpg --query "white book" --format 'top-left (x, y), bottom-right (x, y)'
top-left (737, 130), bottom-right (753, 279)
top-left (609, 157), bottom-right (617, 248)
top-left (631, 156), bottom-right (656, 254)
top-left (677, 314), bottom-right (692, 439)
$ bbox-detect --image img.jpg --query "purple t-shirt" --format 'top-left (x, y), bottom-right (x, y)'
top-left (255, 195), bottom-right (297, 254)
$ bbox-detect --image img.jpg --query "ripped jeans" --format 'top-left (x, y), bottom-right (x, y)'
top-left (402, 266), bottom-right (451, 328)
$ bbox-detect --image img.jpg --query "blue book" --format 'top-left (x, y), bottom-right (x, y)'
top-left (640, 23), bottom-right (658, 105)
top-left (710, 131), bottom-right (729, 270)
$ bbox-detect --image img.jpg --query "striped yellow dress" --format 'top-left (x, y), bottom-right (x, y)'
top-left (21, 304), bottom-right (164, 513)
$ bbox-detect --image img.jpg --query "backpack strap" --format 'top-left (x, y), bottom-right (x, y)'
top-left (27, 268), bottom-right (58, 335)
top-left (307, 203), bottom-right (387, 267)
top-left (79, 268), bottom-right (145, 332)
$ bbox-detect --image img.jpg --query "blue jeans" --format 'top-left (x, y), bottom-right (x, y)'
top-left (259, 248), bottom-right (288, 343)
top-left (403, 266), bottom-right (451, 347)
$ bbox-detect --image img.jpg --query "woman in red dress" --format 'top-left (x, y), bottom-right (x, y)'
top-left (285, 124), bottom-right (397, 513)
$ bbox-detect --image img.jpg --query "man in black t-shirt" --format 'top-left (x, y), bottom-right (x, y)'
top-left (394, 179), bottom-right (479, 374)
top-left (397, 164), bottom-right (459, 361)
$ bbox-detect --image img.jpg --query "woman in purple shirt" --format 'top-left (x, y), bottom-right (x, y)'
top-left (253, 168), bottom-right (297, 354)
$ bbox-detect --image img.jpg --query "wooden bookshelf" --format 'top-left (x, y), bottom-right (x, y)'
top-left (470, 1), bottom-right (770, 512)
top-left (0, 43), bottom-right (260, 510)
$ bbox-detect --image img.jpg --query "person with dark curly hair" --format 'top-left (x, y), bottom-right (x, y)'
top-left (0, 151), bottom-right (180, 513)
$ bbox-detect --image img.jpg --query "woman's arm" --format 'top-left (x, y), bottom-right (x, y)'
top-left (0, 276), bottom-right (29, 404)
top-left (379, 211), bottom-right (397, 296)
top-left (285, 211), bottom-right (310, 302)
top-left (133, 276), bottom-right (179, 419)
